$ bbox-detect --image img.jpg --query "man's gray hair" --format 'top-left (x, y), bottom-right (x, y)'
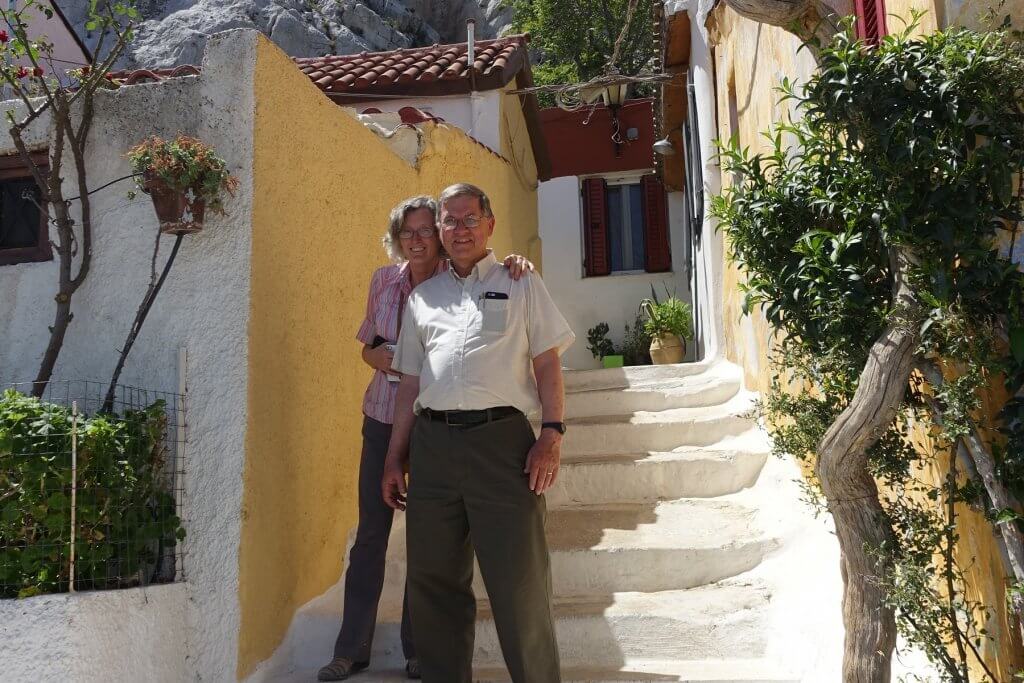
top-left (438, 183), bottom-right (493, 219)
top-left (382, 195), bottom-right (439, 262)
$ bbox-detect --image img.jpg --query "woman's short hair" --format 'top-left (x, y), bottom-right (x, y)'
top-left (437, 183), bottom-right (493, 218)
top-left (383, 195), bottom-right (439, 262)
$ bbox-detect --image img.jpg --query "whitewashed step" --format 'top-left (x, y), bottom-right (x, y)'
top-left (562, 396), bottom-right (756, 456)
top-left (538, 500), bottom-right (776, 597)
top-left (549, 445), bottom-right (768, 507)
top-left (564, 361), bottom-right (716, 393)
top-left (564, 364), bottom-right (742, 418)
top-left (277, 658), bottom-right (798, 682)
top-left (373, 583), bottom-right (772, 668)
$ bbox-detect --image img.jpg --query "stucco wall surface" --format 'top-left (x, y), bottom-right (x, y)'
top-left (239, 34), bottom-right (540, 678)
top-left (704, 0), bottom-right (1024, 676)
top-left (538, 176), bottom-right (692, 369)
top-left (0, 583), bottom-right (188, 681)
top-left (0, 29), bottom-right (258, 682)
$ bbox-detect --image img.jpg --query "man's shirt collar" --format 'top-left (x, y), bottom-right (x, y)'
top-left (449, 250), bottom-right (498, 284)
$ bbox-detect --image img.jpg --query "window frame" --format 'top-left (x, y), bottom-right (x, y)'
top-left (0, 151), bottom-right (51, 267)
top-left (579, 169), bottom-right (672, 278)
top-left (604, 174), bottom-right (649, 275)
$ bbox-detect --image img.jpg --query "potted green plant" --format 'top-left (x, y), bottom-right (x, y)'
top-left (640, 291), bottom-right (693, 365)
top-left (127, 134), bottom-right (238, 235)
top-left (587, 322), bottom-right (624, 368)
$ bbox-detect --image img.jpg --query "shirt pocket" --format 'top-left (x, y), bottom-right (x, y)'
top-left (480, 298), bottom-right (509, 334)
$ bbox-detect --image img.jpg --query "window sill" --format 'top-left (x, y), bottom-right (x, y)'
top-left (585, 270), bottom-right (675, 279)
top-left (0, 246), bottom-right (53, 267)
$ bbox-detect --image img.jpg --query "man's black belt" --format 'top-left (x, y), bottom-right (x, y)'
top-left (421, 406), bottom-right (521, 426)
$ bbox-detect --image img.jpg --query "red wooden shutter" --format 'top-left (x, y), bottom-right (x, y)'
top-left (582, 178), bottom-right (610, 277)
top-left (641, 174), bottom-right (671, 273)
top-left (854, 0), bottom-right (887, 45)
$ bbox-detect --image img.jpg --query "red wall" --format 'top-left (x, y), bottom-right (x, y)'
top-left (540, 99), bottom-right (655, 179)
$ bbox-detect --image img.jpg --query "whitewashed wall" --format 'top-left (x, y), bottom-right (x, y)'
top-left (0, 29), bottom-right (259, 682)
top-left (539, 176), bottom-right (693, 370)
top-left (354, 90), bottom-right (502, 153)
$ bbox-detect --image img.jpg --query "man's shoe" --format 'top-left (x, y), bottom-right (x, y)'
top-left (317, 657), bottom-right (368, 681)
top-left (405, 657), bottom-right (421, 680)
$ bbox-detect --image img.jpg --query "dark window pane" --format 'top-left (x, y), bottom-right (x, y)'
top-left (607, 185), bottom-right (624, 272)
top-left (0, 178), bottom-right (41, 250)
top-left (628, 183), bottom-right (646, 270)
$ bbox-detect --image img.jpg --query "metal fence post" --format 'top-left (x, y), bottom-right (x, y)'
top-left (70, 400), bottom-right (78, 594)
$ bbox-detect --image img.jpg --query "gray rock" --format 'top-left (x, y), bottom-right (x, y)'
top-left (57, 0), bottom-right (512, 70)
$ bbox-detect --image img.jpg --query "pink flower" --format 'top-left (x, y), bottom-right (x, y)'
top-left (0, 31), bottom-right (8, 44)
top-left (15, 66), bottom-right (28, 79)
top-left (32, 66), bottom-right (43, 77)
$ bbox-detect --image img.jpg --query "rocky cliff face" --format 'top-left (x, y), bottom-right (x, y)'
top-left (58, 0), bottom-right (512, 69)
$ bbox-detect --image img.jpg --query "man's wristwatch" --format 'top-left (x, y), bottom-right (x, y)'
top-left (541, 421), bottom-right (567, 435)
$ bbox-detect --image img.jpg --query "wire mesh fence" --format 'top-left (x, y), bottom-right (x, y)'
top-left (0, 380), bottom-right (185, 598)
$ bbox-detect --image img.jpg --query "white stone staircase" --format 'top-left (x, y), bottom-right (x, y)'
top-left (254, 360), bottom-right (848, 683)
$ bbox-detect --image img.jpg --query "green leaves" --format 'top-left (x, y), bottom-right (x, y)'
top-left (1011, 327), bottom-right (1024, 364)
top-left (508, 0), bottom-right (657, 104)
top-left (0, 391), bottom-right (182, 598)
top-left (714, 21), bottom-right (1024, 678)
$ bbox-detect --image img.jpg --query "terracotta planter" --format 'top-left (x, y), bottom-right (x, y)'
top-left (649, 334), bottom-right (685, 364)
top-left (143, 173), bottom-right (206, 236)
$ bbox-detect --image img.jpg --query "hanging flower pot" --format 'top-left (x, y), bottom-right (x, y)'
top-left (142, 172), bottom-right (207, 235)
top-left (128, 135), bottom-right (238, 237)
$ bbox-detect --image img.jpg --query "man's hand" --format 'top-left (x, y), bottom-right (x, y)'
top-left (525, 429), bottom-right (561, 495)
top-left (382, 453), bottom-right (408, 510)
top-left (364, 344), bottom-right (398, 375)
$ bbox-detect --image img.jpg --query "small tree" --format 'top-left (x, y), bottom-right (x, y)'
top-left (713, 19), bottom-right (1024, 681)
top-left (1, 0), bottom-right (137, 396)
top-left (509, 0), bottom-right (657, 104)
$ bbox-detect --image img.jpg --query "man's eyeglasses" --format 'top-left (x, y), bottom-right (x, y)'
top-left (440, 215), bottom-right (483, 230)
top-left (398, 226), bottom-right (437, 239)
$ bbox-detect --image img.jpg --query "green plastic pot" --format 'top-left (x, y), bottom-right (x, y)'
top-left (602, 355), bottom-right (625, 368)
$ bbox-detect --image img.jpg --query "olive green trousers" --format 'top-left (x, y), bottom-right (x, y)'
top-left (406, 412), bottom-right (561, 683)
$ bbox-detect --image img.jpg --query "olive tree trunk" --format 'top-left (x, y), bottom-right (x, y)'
top-left (815, 247), bottom-right (920, 681)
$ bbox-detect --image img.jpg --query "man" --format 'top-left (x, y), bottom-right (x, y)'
top-left (382, 183), bottom-right (574, 683)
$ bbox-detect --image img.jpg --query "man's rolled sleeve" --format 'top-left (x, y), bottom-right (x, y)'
top-left (525, 272), bottom-right (576, 359)
top-left (391, 300), bottom-right (424, 376)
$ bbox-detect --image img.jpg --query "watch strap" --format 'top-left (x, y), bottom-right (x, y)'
top-left (541, 421), bottom-right (567, 435)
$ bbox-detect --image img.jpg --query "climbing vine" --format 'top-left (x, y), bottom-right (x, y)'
top-left (712, 17), bottom-right (1024, 680)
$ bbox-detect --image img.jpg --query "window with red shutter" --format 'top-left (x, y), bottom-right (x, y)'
top-left (582, 177), bottom-right (610, 277)
top-left (854, 0), bottom-right (887, 45)
top-left (641, 174), bottom-right (671, 273)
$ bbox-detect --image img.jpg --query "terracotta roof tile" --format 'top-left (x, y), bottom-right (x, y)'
top-left (293, 35), bottom-right (530, 98)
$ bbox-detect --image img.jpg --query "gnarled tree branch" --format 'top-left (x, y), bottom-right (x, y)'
top-left (816, 245), bottom-right (920, 682)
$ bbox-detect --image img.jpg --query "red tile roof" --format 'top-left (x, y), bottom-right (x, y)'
top-left (295, 35), bottom-right (530, 98)
top-left (108, 36), bottom-right (529, 97)
top-left (106, 64), bottom-right (201, 85)
top-left (106, 34), bottom-right (550, 179)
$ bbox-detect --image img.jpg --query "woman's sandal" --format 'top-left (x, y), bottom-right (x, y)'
top-left (317, 657), bottom-right (369, 681)
top-left (405, 657), bottom-right (421, 680)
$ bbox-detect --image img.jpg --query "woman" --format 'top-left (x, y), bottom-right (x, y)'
top-left (318, 195), bottom-right (532, 681)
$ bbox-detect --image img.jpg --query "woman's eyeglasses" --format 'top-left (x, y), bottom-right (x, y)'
top-left (398, 226), bottom-right (438, 239)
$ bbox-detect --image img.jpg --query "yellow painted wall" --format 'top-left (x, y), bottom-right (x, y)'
top-left (709, 0), bottom-right (1024, 676)
top-left (237, 35), bottom-right (540, 679)
top-left (497, 82), bottom-right (542, 268)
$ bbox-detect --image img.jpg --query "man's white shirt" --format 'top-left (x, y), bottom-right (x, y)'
top-left (392, 251), bottom-right (575, 416)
